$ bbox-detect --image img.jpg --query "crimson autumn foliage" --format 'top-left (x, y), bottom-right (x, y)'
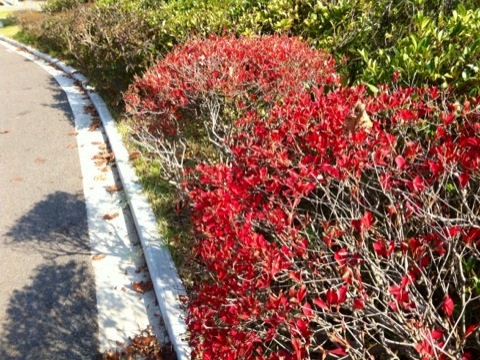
top-left (186, 84), bottom-right (480, 359)
top-left (124, 36), bottom-right (338, 185)
top-left (126, 36), bottom-right (480, 359)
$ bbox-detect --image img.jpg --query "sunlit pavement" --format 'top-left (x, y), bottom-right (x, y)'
top-left (0, 38), bottom-right (167, 358)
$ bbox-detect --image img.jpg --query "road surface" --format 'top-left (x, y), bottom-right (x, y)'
top-left (0, 39), bottom-right (98, 359)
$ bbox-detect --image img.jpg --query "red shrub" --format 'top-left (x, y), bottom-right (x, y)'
top-left (124, 36), bottom-right (338, 187)
top-left (186, 85), bottom-right (480, 359)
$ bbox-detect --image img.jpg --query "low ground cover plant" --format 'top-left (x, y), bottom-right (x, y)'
top-left (126, 36), bottom-right (480, 358)
top-left (125, 36), bottom-right (338, 188)
top-left (359, 5), bottom-right (480, 96)
top-left (14, 0), bottom-right (480, 101)
top-left (186, 82), bottom-right (480, 359)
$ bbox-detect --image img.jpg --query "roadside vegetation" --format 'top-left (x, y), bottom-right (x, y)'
top-left (4, 0), bottom-right (480, 358)
top-left (0, 9), bottom-right (20, 38)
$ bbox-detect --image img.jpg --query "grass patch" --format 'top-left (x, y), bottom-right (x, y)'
top-left (0, 9), bottom-right (21, 37)
top-left (117, 120), bottom-right (198, 292)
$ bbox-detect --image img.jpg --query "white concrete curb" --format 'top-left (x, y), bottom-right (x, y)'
top-left (0, 36), bottom-right (191, 359)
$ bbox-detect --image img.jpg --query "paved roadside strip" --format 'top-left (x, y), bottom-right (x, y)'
top-left (0, 37), bottom-right (190, 359)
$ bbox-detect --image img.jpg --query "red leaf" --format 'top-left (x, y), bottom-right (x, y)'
top-left (326, 289), bottom-right (338, 306)
top-left (458, 172), bottom-right (470, 188)
top-left (289, 271), bottom-right (302, 283)
top-left (442, 295), bottom-right (454, 317)
top-left (302, 302), bottom-right (313, 317)
top-left (395, 155), bottom-right (407, 170)
top-left (313, 298), bottom-right (327, 309)
top-left (334, 248), bottom-right (348, 266)
top-left (431, 329), bottom-right (444, 340)
top-left (398, 109), bottom-right (416, 121)
top-left (441, 112), bottom-right (455, 125)
top-left (353, 297), bottom-right (364, 309)
top-left (361, 211), bottom-right (374, 230)
top-left (428, 160), bottom-right (444, 176)
top-left (389, 285), bottom-right (401, 296)
top-left (351, 219), bottom-right (361, 233)
top-left (412, 175), bottom-right (425, 192)
top-left (297, 285), bottom-right (307, 303)
top-left (328, 347), bottom-right (347, 356)
top-left (465, 324), bottom-right (479, 338)
top-left (464, 227), bottom-right (480, 245)
top-left (338, 286), bottom-right (348, 304)
top-left (409, 237), bottom-right (421, 253)
top-left (373, 241), bottom-right (386, 257)
top-left (295, 319), bottom-right (312, 338)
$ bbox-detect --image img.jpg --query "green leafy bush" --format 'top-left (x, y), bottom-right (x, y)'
top-left (20, 0), bottom-right (480, 104)
top-left (42, 3), bottom-right (166, 102)
top-left (11, 10), bottom-right (47, 43)
top-left (42, 0), bottom-right (89, 13)
top-left (359, 5), bottom-right (480, 96)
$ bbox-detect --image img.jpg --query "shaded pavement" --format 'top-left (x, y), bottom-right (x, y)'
top-left (0, 41), bottom-right (98, 358)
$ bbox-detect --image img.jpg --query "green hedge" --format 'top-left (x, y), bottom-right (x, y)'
top-left (29, 0), bottom-right (480, 102)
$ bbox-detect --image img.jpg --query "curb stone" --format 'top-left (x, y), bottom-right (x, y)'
top-left (0, 35), bottom-right (191, 360)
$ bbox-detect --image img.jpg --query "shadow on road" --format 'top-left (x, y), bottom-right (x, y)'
top-left (41, 76), bottom-right (76, 120)
top-left (1, 191), bottom-right (99, 358)
top-left (4, 191), bottom-right (91, 259)
top-left (0, 261), bottom-right (99, 360)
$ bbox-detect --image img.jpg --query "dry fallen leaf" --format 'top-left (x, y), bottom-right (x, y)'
top-left (34, 157), bottom-right (46, 164)
top-left (106, 184), bottom-right (123, 193)
top-left (67, 144), bottom-right (77, 149)
top-left (129, 151), bottom-right (141, 161)
top-left (91, 141), bottom-right (102, 145)
top-left (1, 130), bottom-right (11, 134)
top-left (92, 253), bottom-right (107, 261)
top-left (68, 131), bottom-right (78, 136)
top-left (135, 264), bottom-right (147, 273)
top-left (345, 101), bottom-right (373, 133)
top-left (103, 213), bottom-right (119, 220)
top-left (83, 105), bottom-right (98, 116)
top-left (88, 118), bottom-right (102, 131)
top-left (102, 349), bottom-right (121, 360)
top-left (94, 174), bottom-right (107, 181)
top-left (93, 151), bottom-right (115, 162)
top-left (101, 329), bottom-right (175, 360)
top-left (132, 280), bottom-right (153, 294)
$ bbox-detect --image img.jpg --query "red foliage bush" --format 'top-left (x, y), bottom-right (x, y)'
top-left (186, 84), bottom-right (480, 359)
top-left (124, 36), bottom-right (338, 186)
top-left (125, 35), bottom-right (480, 359)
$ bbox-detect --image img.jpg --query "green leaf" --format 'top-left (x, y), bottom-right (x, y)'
top-left (366, 83), bottom-right (379, 93)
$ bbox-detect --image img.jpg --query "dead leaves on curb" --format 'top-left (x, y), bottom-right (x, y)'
top-left (106, 184), bottom-right (123, 193)
top-left (132, 280), bottom-right (153, 294)
top-left (94, 174), bottom-right (107, 181)
top-left (92, 253), bottom-right (107, 261)
top-left (129, 151), bottom-right (141, 161)
top-left (89, 117), bottom-right (102, 132)
top-left (100, 329), bottom-right (176, 360)
top-left (103, 213), bottom-right (119, 220)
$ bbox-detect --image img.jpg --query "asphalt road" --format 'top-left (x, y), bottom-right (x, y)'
top-left (0, 42), bottom-right (98, 358)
